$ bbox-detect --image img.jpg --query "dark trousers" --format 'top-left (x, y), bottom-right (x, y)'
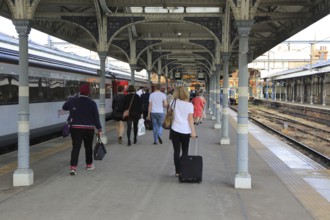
top-left (70, 128), bottom-right (95, 166)
top-left (127, 119), bottom-right (138, 141)
top-left (170, 129), bottom-right (190, 173)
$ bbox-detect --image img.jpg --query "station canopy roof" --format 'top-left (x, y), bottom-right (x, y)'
top-left (0, 0), bottom-right (329, 77)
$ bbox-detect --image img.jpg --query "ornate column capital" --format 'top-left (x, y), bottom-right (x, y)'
top-left (98, 52), bottom-right (108, 60)
top-left (13, 20), bottom-right (31, 36)
top-left (235, 20), bottom-right (254, 36)
top-left (222, 53), bottom-right (231, 61)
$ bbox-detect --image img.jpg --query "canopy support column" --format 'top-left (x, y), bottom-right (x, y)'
top-left (214, 64), bottom-right (221, 129)
top-left (98, 52), bottom-right (107, 144)
top-left (13, 20), bottom-right (33, 186)
top-left (234, 20), bottom-right (253, 189)
top-left (221, 53), bottom-right (231, 145)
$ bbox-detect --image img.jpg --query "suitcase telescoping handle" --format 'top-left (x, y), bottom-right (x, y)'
top-left (188, 136), bottom-right (198, 155)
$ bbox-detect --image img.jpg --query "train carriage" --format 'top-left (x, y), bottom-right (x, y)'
top-left (0, 33), bottom-right (148, 150)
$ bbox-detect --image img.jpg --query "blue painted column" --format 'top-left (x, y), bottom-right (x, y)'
top-left (147, 70), bottom-right (152, 90)
top-left (300, 78), bottom-right (304, 104)
top-left (292, 80), bottom-right (295, 103)
top-left (206, 76), bottom-right (211, 113)
top-left (13, 20), bottom-right (33, 186)
top-left (214, 64), bottom-right (221, 128)
top-left (98, 52), bottom-right (107, 144)
top-left (130, 64), bottom-right (136, 86)
top-left (157, 59), bottom-right (162, 85)
top-left (212, 73), bottom-right (216, 120)
top-left (235, 20), bottom-right (254, 189)
top-left (208, 75), bottom-right (214, 115)
top-left (165, 66), bottom-right (168, 94)
top-left (310, 76), bottom-right (314, 105)
top-left (147, 49), bottom-right (152, 90)
top-left (279, 81), bottom-right (282, 101)
top-left (221, 53), bottom-right (231, 144)
top-left (265, 82), bottom-right (269, 99)
top-left (322, 74), bottom-right (327, 106)
top-left (285, 80), bottom-right (288, 102)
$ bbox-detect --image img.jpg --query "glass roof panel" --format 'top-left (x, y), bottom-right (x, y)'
top-left (186, 7), bottom-right (220, 13)
top-left (130, 7), bottom-right (220, 13)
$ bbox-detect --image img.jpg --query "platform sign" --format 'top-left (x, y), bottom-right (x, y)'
top-left (197, 72), bottom-right (204, 80)
top-left (174, 72), bottom-right (181, 79)
top-left (182, 74), bottom-right (196, 80)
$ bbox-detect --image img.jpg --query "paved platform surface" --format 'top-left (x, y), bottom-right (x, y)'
top-left (0, 110), bottom-right (329, 220)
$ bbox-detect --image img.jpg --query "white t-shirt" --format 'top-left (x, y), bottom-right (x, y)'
top-left (171, 99), bottom-right (194, 134)
top-left (149, 91), bottom-right (167, 113)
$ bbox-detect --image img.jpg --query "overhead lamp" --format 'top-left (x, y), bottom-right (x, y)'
top-left (177, 32), bottom-right (182, 37)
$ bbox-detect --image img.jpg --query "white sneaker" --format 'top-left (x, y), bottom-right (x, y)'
top-left (86, 164), bottom-right (95, 171)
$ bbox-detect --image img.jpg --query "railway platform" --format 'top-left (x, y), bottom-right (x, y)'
top-left (0, 110), bottom-right (329, 220)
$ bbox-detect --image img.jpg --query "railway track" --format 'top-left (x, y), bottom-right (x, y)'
top-left (230, 105), bottom-right (330, 168)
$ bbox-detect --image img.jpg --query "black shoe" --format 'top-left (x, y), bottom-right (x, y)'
top-left (153, 142), bottom-right (157, 145)
top-left (118, 136), bottom-right (122, 144)
top-left (134, 138), bottom-right (137, 144)
top-left (128, 140), bottom-right (131, 146)
top-left (158, 136), bottom-right (162, 144)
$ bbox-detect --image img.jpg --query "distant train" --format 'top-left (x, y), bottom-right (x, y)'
top-left (0, 33), bottom-right (148, 150)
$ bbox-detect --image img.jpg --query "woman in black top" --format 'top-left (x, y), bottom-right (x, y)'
top-left (123, 85), bottom-right (142, 146)
top-left (112, 85), bottom-right (125, 144)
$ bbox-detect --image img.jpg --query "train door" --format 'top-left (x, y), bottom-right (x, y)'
top-left (112, 80), bottom-right (128, 95)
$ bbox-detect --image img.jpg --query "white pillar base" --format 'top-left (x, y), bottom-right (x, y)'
top-left (235, 173), bottom-right (251, 189)
top-left (220, 137), bottom-right (230, 145)
top-left (211, 116), bottom-right (216, 120)
top-left (214, 123), bottom-right (221, 129)
top-left (13, 169), bottom-right (34, 186)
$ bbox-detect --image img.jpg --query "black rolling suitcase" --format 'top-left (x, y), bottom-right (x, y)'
top-left (179, 137), bottom-right (203, 183)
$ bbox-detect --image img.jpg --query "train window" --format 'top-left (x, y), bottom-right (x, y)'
top-left (49, 79), bottom-right (65, 101)
top-left (105, 83), bottom-right (111, 99)
top-left (64, 80), bottom-right (79, 99)
top-left (29, 76), bottom-right (49, 102)
top-left (89, 82), bottom-right (100, 99)
top-left (0, 75), bottom-right (18, 105)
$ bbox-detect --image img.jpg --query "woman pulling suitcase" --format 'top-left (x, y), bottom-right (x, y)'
top-left (168, 86), bottom-right (197, 177)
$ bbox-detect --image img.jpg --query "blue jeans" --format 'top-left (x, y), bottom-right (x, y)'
top-left (151, 112), bottom-right (165, 142)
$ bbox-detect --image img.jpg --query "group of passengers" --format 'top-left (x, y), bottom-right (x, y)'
top-left (62, 83), bottom-right (199, 177)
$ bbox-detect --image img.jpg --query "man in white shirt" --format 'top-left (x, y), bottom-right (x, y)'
top-left (147, 84), bottom-right (168, 144)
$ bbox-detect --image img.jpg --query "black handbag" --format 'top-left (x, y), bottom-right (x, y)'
top-left (93, 137), bottom-right (107, 160)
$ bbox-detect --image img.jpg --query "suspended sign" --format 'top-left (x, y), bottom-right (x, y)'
top-left (182, 74), bottom-right (196, 80)
top-left (197, 72), bottom-right (205, 80)
top-left (174, 72), bottom-right (181, 79)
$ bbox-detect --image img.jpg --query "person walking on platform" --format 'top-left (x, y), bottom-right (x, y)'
top-left (140, 87), bottom-right (150, 120)
top-left (170, 86), bottom-right (196, 176)
top-left (112, 85), bottom-right (126, 144)
top-left (191, 91), bottom-right (206, 125)
top-left (123, 85), bottom-right (142, 146)
top-left (62, 84), bottom-right (102, 176)
top-left (147, 84), bottom-right (168, 145)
